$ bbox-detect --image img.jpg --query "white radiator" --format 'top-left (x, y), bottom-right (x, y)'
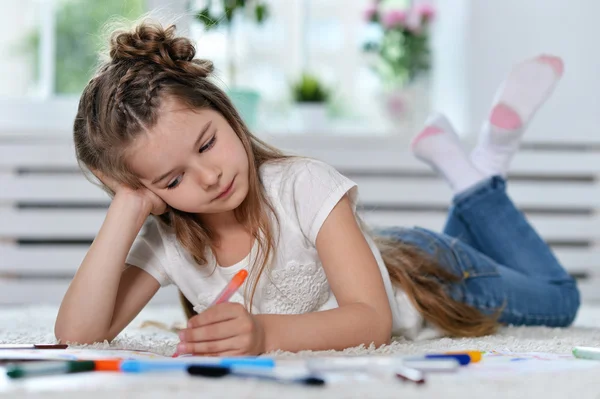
top-left (1, 133), bottom-right (599, 304)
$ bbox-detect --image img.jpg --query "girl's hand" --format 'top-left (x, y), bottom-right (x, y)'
top-left (177, 303), bottom-right (266, 356)
top-left (91, 169), bottom-right (167, 215)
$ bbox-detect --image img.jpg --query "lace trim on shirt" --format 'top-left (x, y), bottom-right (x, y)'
top-left (262, 260), bottom-right (330, 314)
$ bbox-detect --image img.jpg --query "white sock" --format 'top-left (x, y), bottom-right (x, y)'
top-left (471, 54), bottom-right (564, 177)
top-left (411, 113), bottom-right (485, 195)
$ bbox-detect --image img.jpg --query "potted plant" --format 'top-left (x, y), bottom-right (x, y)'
top-left (194, 0), bottom-right (269, 129)
top-left (291, 73), bottom-right (331, 130)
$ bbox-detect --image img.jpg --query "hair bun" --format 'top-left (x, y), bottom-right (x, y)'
top-left (109, 20), bottom-right (213, 77)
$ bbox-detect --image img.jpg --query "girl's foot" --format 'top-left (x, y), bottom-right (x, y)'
top-left (411, 113), bottom-right (484, 195)
top-left (470, 55), bottom-right (564, 177)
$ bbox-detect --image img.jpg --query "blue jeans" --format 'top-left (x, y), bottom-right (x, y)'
top-left (378, 176), bottom-right (580, 327)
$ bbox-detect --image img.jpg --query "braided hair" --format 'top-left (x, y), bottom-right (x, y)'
top-left (73, 19), bottom-right (289, 314)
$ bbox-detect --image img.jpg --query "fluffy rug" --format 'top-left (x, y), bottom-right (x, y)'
top-left (2, 304), bottom-right (600, 398)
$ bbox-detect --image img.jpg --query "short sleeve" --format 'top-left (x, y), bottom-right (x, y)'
top-left (278, 159), bottom-right (358, 245)
top-left (125, 218), bottom-right (173, 287)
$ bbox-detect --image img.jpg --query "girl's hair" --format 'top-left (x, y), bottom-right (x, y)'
top-left (73, 19), bottom-right (498, 338)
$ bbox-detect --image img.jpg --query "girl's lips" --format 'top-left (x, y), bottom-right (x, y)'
top-left (215, 178), bottom-right (235, 200)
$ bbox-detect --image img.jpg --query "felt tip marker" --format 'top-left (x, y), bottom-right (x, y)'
top-left (0, 344), bottom-right (68, 350)
top-left (573, 346), bottom-right (600, 360)
top-left (445, 350), bottom-right (482, 363)
top-left (421, 354), bottom-right (471, 366)
top-left (116, 357), bottom-right (275, 373)
top-left (187, 364), bottom-right (325, 387)
top-left (395, 365), bottom-right (426, 384)
top-left (306, 356), bottom-right (460, 373)
top-left (210, 269), bottom-right (248, 306)
top-left (6, 361), bottom-right (95, 379)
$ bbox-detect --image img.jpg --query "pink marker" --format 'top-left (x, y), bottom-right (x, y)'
top-left (210, 269), bottom-right (248, 306)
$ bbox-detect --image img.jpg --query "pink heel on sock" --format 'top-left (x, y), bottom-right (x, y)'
top-left (411, 126), bottom-right (443, 149)
top-left (489, 103), bottom-right (522, 130)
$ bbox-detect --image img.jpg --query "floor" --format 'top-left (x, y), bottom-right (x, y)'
top-left (1, 303), bottom-right (600, 398)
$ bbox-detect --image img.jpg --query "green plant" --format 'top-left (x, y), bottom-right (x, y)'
top-left (194, 0), bottom-right (269, 31)
top-left (292, 73), bottom-right (330, 103)
top-left (194, 0), bottom-right (270, 86)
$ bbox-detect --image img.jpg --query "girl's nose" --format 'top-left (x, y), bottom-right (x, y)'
top-left (194, 163), bottom-right (221, 189)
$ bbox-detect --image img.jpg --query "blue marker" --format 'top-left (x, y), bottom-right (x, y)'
top-left (423, 354), bottom-right (471, 366)
top-left (403, 353), bottom-right (471, 366)
top-left (120, 357), bottom-right (275, 373)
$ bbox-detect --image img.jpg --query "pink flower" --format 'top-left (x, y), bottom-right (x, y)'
top-left (417, 4), bottom-right (436, 20)
top-left (364, 3), bottom-right (378, 21)
top-left (405, 8), bottom-right (422, 32)
top-left (381, 9), bottom-right (407, 29)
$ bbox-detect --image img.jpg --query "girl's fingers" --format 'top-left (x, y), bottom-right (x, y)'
top-left (180, 318), bottom-right (242, 343)
top-left (178, 336), bottom-right (241, 355)
top-left (187, 303), bottom-right (246, 328)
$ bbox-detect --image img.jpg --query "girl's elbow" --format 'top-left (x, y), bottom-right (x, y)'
top-left (368, 329), bottom-right (392, 348)
top-left (54, 325), bottom-right (111, 346)
top-left (377, 322), bottom-right (393, 346)
top-left (370, 307), bottom-right (393, 347)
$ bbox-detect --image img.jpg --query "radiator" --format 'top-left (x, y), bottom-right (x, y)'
top-left (1, 133), bottom-right (599, 304)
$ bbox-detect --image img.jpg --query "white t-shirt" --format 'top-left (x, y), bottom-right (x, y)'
top-left (126, 158), bottom-right (442, 340)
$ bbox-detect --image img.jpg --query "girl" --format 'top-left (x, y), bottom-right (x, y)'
top-left (55, 20), bottom-right (579, 355)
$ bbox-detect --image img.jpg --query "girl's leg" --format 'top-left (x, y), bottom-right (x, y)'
top-left (446, 176), bottom-right (568, 279)
top-left (381, 227), bottom-right (579, 327)
top-left (411, 114), bottom-right (484, 251)
top-left (396, 54), bottom-right (579, 327)
top-left (413, 128), bottom-right (569, 278)
top-left (411, 55), bottom-right (565, 274)
top-left (441, 181), bottom-right (487, 251)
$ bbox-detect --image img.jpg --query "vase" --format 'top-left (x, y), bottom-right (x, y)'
top-left (295, 103), bottom-right (329, 132)
top-left (227, 88), bottom-right (261, 130)
top-left (381, 76), bottom-right (432, 136)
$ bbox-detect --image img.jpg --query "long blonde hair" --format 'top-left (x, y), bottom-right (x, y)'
top-left (73, 19), bottom-right (498, 338)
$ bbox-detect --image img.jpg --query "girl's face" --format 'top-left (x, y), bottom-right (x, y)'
top-left (127, 97), bottom-right (250, 218)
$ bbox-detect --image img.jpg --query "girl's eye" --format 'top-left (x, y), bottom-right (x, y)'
top-left (166, 175), bottom-right (182, 190)
top-left (199, 136), bottom-right (216, 153)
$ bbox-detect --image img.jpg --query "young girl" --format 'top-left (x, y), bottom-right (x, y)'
top-left (55, 20), bottom-right (579, 355)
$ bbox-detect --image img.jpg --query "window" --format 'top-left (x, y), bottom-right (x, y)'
top-left (190, 0), bottom-right (394, 132)
top-left (0, 0), bottom-right (441, 135)
top-left (0, 0), bottom-right (145, 99)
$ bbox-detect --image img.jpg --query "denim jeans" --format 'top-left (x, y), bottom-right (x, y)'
top-left (378, 176), bottom-right (580, 327)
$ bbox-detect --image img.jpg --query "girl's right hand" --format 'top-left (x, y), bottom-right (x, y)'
top-left (92, 169), bottom-right (167, 215)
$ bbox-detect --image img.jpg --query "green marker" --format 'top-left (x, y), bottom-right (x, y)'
top-left (573, 346), bottom-right (600, 361)
top-left (6, 361), bottom-right (95, 379)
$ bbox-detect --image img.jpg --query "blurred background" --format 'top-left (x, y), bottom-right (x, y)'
top-left (1, 0), bottom-right (596, 139)
top-left (2, 0), bottom-right (600, 305)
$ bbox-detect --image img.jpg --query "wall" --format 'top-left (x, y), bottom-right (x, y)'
top-left (433, 0), bottom-right (599, 142)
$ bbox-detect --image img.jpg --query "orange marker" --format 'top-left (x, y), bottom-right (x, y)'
top-left (93, 360), bottom-right (122, 371)
top-left (210, 269), bottom-right (248, 306)
top-left (173, 270), bottom-right (249, 358)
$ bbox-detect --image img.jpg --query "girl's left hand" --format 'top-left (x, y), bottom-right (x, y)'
top-left (177, 303), bottom-right (266, 356)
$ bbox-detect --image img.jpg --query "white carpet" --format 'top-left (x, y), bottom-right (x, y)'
top-left (2, 304), bottom-right (600, 398)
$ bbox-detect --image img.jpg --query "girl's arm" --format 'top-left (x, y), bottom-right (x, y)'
top-left (54, 193), bottom-right (160, 344)
top-left (256, 195), bottom-right (393, 352)
top-left (179, 195), bottom-right (393, 355)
